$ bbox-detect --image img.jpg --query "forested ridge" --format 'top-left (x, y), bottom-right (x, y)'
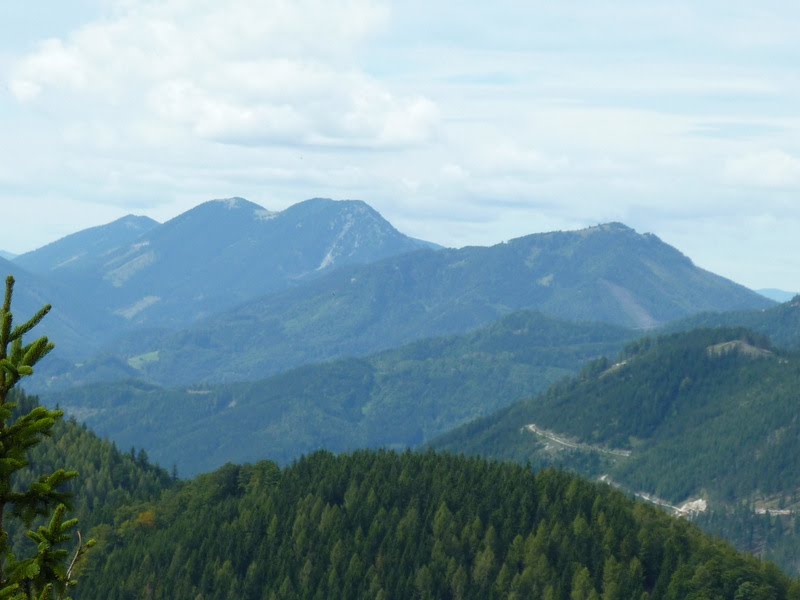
top-left (431, 327), bottom-right (800, 573)
top-left (9, 390), bottom-right (175, 576)
top-left (14, 391), bottom-right (174, 524)
top-left (665, 297), bottom-right (800, 350)
top-left (42, 310), bottom-right (632, 475)
top-left (9, 376), bottom-right (800, 598)
top-left (432, 327), bottom-right (800, 500)
top-left (76, 451), bottom-right (798, 599)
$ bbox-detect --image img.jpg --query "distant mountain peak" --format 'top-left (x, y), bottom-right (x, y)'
top-left (118, 215), bottom-right (160, 229)
top-left (507, 222), bottom-right (670, 261)
top-left (204, 197), bottom-right (263, 210)
top-left (25, 195), bottom-right (437, 334)
top-left (592, 222), bottom-right (635, 233)
top-left (571, 223), bottom-right (669, 242)
top-left (15, 214), bottom-right (160, 275)
top-left (193, 197), bottom-right (282, 222)
top-left (289, 197), bottom-right (373, 213)
top-left (211, 197), bottom-right (249, 209)
top-left (162, 198), bottom-right (271, 230)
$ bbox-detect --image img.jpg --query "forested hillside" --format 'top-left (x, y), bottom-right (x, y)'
top-left (77, 451), bottom-right (798, 600)
top-left (0, 257), bottom-right (110, 359)
top-left (16, 393), bottom-right (172, 523)
top-left (43, 311), bottom-right (632, 475)
top-left (431, 328), bottom-right (798, 499)
top-left (666, 296), bottom-right (800, 350)
top-left (80, 222), bottom-right (770, 388)
top-left (431, 327), bottom-right (800, 571)
top-left (7, 389), bottom-right (174, 586)
top-left (18, 385), bottom-right (799, 599)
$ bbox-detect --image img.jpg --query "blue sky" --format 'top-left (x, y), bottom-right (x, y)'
top-left (2, 1), bottom-right (799, 290)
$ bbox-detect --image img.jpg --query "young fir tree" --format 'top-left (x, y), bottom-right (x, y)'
top-left (0, 276), bottom-right (93, 600)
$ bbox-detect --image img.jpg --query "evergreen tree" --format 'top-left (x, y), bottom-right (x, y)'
top-left (0, 276), bottom-right (92, 599)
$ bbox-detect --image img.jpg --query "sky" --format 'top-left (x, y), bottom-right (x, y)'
top-left (1, 1), bottom-right (799, 290)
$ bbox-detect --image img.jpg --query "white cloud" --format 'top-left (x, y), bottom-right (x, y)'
top-left (9, 79), bottom-right (41, 102)
top-left (10, 38), bottom-right (90, 99)
top-left (8, 0), bottom-right (437, 149)
top-left (724, 150), bottom-right (800, 188)
top-left (440, 164), bottom-right (470, 181)
top-left (473, 142), bottom-right (569, 176)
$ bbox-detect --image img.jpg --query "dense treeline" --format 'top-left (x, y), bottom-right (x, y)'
top-left (666, 297), bottom-right (800, 350)
top-left (43, 311), bottom-right (631, 475)
top-left (9, 389), bottom-right (174, 559)
top-left (433, 328), bottom-right (800, 503)
top-left (430, 327), bottom-right (800, 574)
top-left (79, 451), bottom-right (797, 599)
top-left (697, 509), bottom-right (800, 576)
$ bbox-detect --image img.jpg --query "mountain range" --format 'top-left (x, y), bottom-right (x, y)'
top-left (43, 311), bottom-right (634, 475)
top-left (17, 197), bottom-right (434, 330)
top-left (14, 214), bottom-right (159, 274)
top-left (6, 197), bottom-right (800, 590)
top-left (39, 219), bottom-right (771, 389)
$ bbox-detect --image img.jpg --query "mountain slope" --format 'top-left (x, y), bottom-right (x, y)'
top-left (43, 311), bottom-right (633, 475)
top-left (665, 296), bottom-right (800, 350)
top-left (431, 328), bottom-right (798, 500)
top-left (430, 327), bottom-right (800, 571)
top-left (13, 389), bottom-right (174, 527)
top-left (106, 222), bottom-right (770, 386)
top-left (41, 197), bottom-right (435, 329)
top-left (14, 214), bottom-right (159, 275)
top-left (0, 250), bottom-right (17, 260)
top-left (8, 389), bottom-right (174, 586)
top-left (0, 257), bottom-right (114, 359)
top-left (76, 451), bottom-right (799, 600)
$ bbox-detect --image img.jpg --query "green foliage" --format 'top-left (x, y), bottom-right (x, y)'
top-left (433, 327), bottom-right (799, 498)
top-left (0, 389), bottom-right (172, 600)
top-left (4, 505), bottom-right (96, 600)
top-left (432, 327), bottom-right (800, 574)
top-left (76, 451), bottom-right (797, 599)
top-left (696, 508), bottom-right (800, 577)
top-left (0, 277), bottom-right (88, 599)
top-left (666, 298), bottom-right (800, 351)
top-left (41, 311), bottom-right (632, 475)
top-left (9, 390), bottom-right (174, 532)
